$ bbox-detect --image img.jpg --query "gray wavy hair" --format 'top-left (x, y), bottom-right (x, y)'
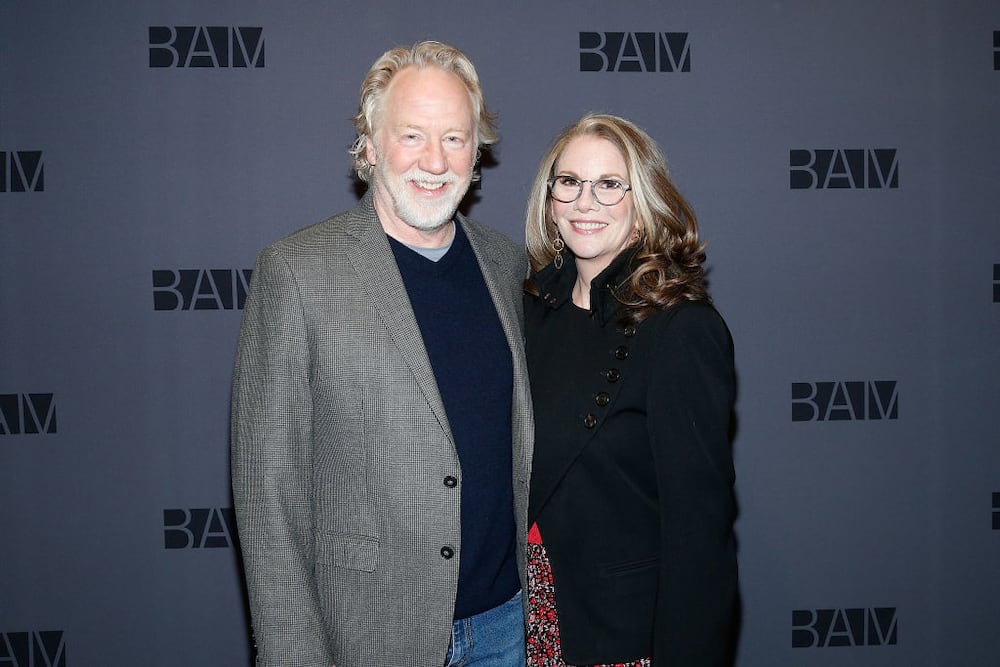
top-left (349, 41), bottom-right (498, 182)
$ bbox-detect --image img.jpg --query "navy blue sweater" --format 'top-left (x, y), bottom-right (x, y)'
top-left (388, 223), bottom-right (519, 619)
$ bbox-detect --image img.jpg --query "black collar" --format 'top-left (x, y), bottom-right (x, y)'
top-left (531, 248), bottom-right (639, 326)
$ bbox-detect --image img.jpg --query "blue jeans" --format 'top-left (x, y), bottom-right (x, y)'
top-left (444, 590), bottom-right (525, 667)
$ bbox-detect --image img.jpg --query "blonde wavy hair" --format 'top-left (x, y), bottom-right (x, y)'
top-left (525, 113), bottom-right (709, 324)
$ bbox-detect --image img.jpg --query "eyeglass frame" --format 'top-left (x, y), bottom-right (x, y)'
top-left (546, 175), bottom-right (633, 206)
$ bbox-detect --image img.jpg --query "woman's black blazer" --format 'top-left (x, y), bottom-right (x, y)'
top-left (525, 252), bottom-right (738, 666)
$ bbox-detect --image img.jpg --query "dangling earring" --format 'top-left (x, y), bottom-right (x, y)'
top-left (552, 234), bottom-right (565, 270)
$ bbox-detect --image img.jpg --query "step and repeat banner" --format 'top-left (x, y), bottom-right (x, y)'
top-left (1, 2), bottom-right (997, 665)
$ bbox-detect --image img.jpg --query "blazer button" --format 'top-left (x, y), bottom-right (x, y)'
top-left (606, 368), bottom-right (621, 383)
top-left (614, 345), bottom-right (629, 360)
top-left (440, 546), bottom-right (455, 559)
top-left (623, 325), bottom-right (636, 337)
top-left (443, 475), bottom-right (458, 488)
top-left (583, 413), bottom-right (598, 429)
top-left (595, 392), bottom-right (610, 407)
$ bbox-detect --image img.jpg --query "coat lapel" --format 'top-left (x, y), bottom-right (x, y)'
top-left (342, 193), bottom-right (454, 445)
top-left (462, 216), bottom-right (534, 516)
top-left (461, 217), bottom-right (521, 366)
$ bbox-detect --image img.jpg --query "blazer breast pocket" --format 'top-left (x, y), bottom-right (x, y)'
top-left (316, 533), bottom-right (379, 573)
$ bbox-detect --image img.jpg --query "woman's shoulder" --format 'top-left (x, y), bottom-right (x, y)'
top-left (641, 300), bottom-right (732, 351)
top-left (648, 299), bottom-right (726, 329)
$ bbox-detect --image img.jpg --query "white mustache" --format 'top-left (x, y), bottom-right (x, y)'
top-left (402, 171), bottom-right (457, 187)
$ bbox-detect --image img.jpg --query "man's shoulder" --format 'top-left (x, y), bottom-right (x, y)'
top-left (264, 200), bottom-right (375, 259)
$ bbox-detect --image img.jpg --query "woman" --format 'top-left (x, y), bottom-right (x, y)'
top-left (523, 114), bottom-right (738, 667)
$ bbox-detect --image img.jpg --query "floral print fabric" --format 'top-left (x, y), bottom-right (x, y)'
top-left (526, 526), bottom-right (651, 667)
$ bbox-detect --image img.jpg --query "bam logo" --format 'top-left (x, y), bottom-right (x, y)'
top-left (993, 493), bottom-right (1000, 530)
top-left (149, 26), bottom-right (265, 68)
top-left (994, 31), bottom-right (999, 70)
top-left (791, 381), bottom-right (898, 421)
top-left (793, 607), bottom-right (897, 647)
top-left (164, 507), bottom-right (237, 548)
top-left (0, 394), bottom-right (57, 435)
top-left (580, 32), bottom-right (690, 72)
top-left (0, 630), bottom-right (66, 666)
top-left (993, 264), bottom-right (999, 303)
top-left (1, 151), bottom-right (44, 192)
top-left (152, 269), bottom-right (252, 310)
top-left (790, 149), bottom-right (899, 189)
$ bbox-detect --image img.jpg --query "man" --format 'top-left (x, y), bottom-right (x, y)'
top-left (231, 41), bottom-right (532, 666)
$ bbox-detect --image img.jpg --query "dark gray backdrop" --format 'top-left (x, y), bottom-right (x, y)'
top-left (2, 1), bottom-right (997, 665)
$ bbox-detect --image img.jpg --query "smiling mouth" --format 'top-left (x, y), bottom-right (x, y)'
top-left (411, 180), bottom-right (448, 192)
top-left (571, 221), bottom-right (608, 232)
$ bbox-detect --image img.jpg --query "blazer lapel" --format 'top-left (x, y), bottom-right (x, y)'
top-left (461, 218), bottom-right (521, 365)
top-left (462, 216), bottom-right (534, 505)
top-left (342, 193), bottom-right (454, 445)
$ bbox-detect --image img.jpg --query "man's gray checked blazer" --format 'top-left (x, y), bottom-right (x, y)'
top-left (231, 191), bottom-right (534, 667)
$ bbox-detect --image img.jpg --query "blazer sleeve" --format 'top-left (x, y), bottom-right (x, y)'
top-left (230, 246), bottom-right (334, 667)
top-left (646, 304), bottom-right (738, 666)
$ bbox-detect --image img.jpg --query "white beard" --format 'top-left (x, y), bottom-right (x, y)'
top-left (373, 160), bottom-right (471, 231)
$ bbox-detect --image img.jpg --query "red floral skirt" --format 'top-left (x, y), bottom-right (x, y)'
top-left (526, 523), bottom-right (651, 667)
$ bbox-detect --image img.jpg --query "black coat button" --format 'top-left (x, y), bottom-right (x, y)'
top-left (606, 368), bottom-right (621, 382)
top-left (440, 546), bottom-right (455, 559)
top-left (443, 476), bottom-right (458, 488)
top-left (614, 345), bottom-right (629, 360)
top-left (595, 392), bottom-right (610, 407)
top-left (623, 325), bottom-right (636, 337)
top-left (583, 413), bottom-right (598, 428)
